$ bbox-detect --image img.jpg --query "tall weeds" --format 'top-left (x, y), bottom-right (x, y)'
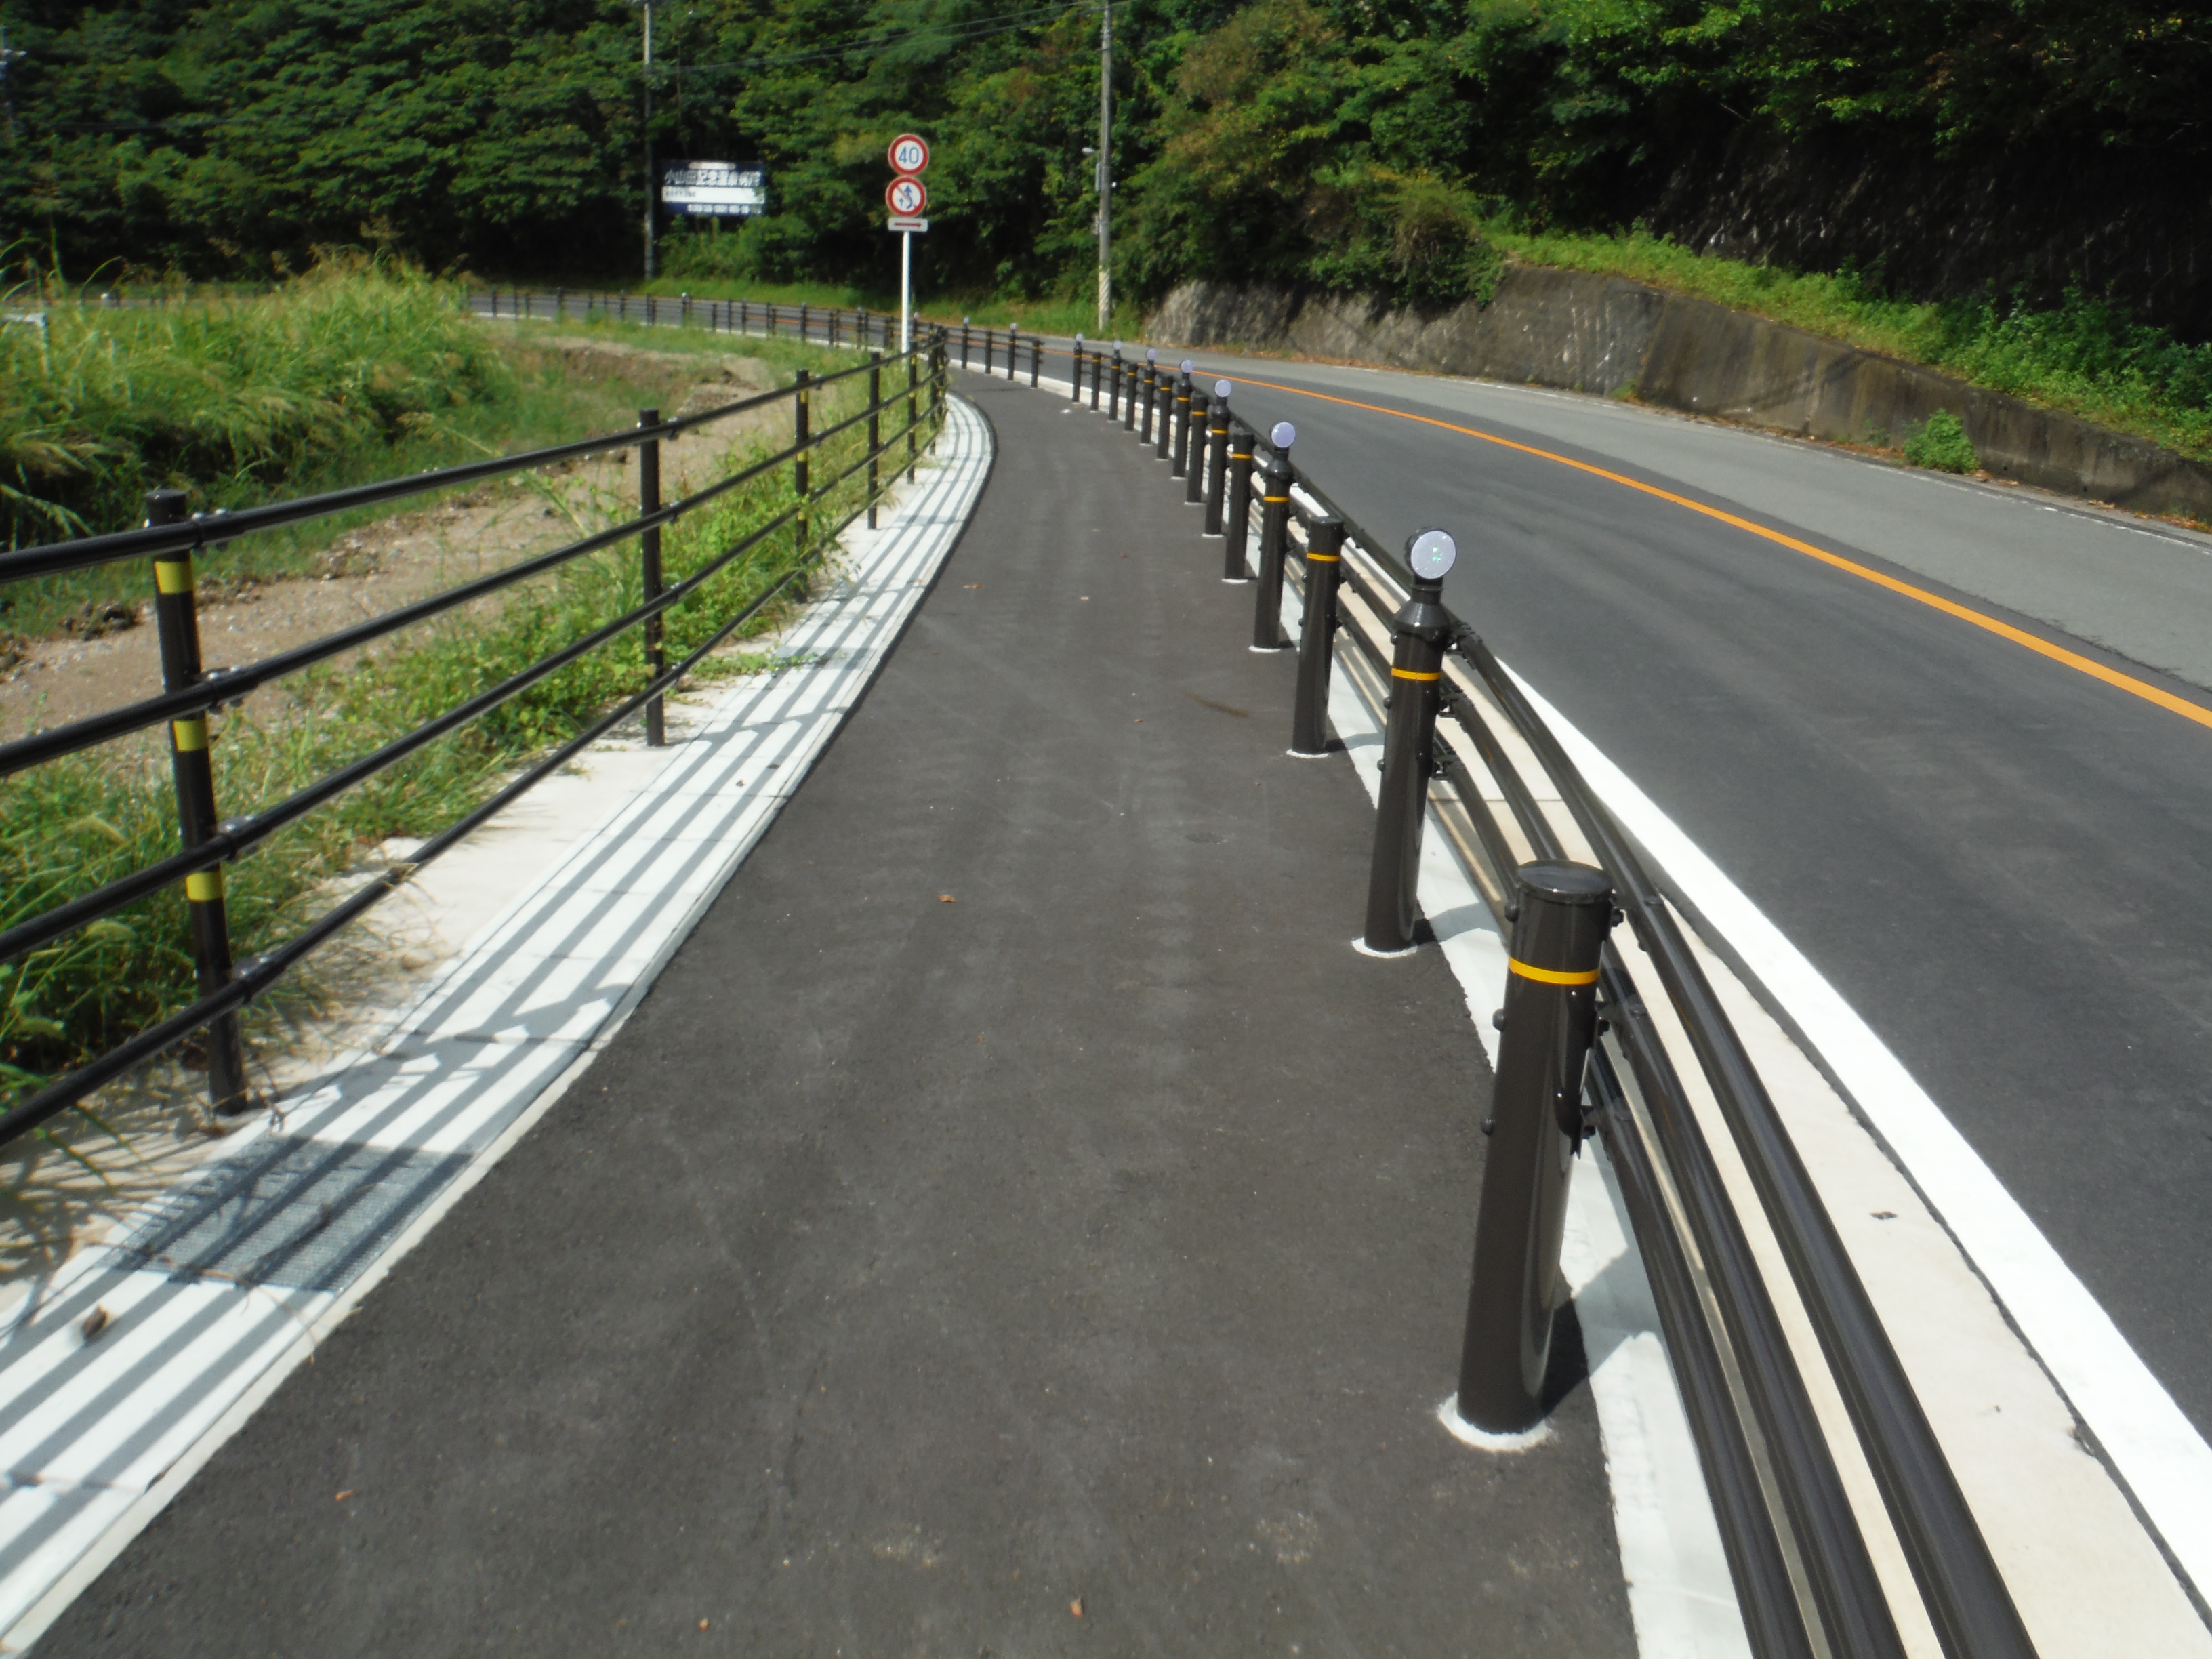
top-left (3, 255), bottom-right (504, 546)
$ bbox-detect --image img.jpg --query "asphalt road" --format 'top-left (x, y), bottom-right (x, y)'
top-left (1057, 343), bottom-right (2212, 1442)
top-left (43, 376), bottom-right (1633, 1656)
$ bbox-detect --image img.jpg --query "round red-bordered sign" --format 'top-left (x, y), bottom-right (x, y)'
top-left (886, 176), bottom-right (927, 216)
top-left (888, 134), bottom-right (930, 175)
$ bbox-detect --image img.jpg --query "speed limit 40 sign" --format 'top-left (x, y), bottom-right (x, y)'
top-left (888, 134), bottom-right (930, 175)
top-left (886, 175), bottom-right (927, 216)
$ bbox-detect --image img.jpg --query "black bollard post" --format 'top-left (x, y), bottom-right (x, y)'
top-left (983, 328), bottom-right (994, 375)
top-left (1109, 346), bottom-right (1123, 420)
top-left (1170, 361), bottom-right (1193, 476)
top-left (961, 318), bottom-right (970, 369)
top-left (1071, 335), bottom-right (1085, 403)
top-left (1456, 860), bottom-right (1614, 1433)
top-left (801, 302), bottom-right (812, 344)
top-left (1204, 383), bottom-right (1232, 534)
top-left (1124, 353), bottom-right (1140, 432)
top-left (1140, 350), bottom-right (1158, 443)
top-left (1290, 516), bottom-right (1345, 756)
top-left (1155, 372), bottom-right (1173, 459)
top-left (1361, 529), bottom-right (1457, 953)
top-left (1252, 440), bottom-right (1293, 648)
top-left (1223, 425), bottom-right (1256, 580)
top-left (146, 490), bottom-right (251, 1117)
top-left (1090, 342), bottom-right (1102, 409)
top-left (1031, 336), bottom-right (1042, 386)
top-left (1185, 390), bottom-right (1210, 505)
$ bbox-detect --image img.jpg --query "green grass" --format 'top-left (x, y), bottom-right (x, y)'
top-left (4, 256), bottom-right (504, 550)
top-left (1, 285), bottom-right (935, 1126)
top-left (1486, 224), bottom-right (2212, 466)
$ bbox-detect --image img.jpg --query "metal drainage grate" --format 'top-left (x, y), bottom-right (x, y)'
top-left (115, 1136), bottom-right (469, 1295)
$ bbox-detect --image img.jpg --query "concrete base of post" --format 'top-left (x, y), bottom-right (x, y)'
top-left (1436, 1396), bottom-right (1552, 1452)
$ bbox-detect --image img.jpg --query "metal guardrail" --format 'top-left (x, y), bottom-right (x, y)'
top-left (1028, 343), bottom-right (2038, 1659)
top-left (0, 324), bottom-right (952, 1149)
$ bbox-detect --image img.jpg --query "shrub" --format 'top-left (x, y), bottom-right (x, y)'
top-left (1903, 409), bottom-right (1980, 473)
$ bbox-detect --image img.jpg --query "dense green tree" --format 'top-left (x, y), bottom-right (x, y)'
top-left (1, 0), bottom-right (2205, 310)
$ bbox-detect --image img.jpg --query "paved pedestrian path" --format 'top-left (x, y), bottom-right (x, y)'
top-left (32, 377), bottom-right (1635, 1656)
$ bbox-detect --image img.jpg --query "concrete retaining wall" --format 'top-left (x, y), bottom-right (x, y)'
top-left (1147, 267), bottom-right (2212, 524)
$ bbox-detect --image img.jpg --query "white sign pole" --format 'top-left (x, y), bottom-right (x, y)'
top-left (901, 231), bottom-right (912, 353)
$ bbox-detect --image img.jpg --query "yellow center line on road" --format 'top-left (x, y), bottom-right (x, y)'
top-left (1217, 371), bottom-right (2212, 735)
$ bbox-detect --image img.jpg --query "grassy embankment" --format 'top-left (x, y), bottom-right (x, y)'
top-left (1490, 226), bottom-right (2212, 468)
top-left (1, 265), bottom-right (905, 1133)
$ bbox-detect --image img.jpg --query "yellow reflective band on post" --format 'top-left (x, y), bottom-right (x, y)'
top-left (1391, 668), bottom-right (1441, 682)
top-left (1509, 959), bottom-right (1600, 986)
top-left (1305, 552), bottom-right (1341, 562)
top-left (171, 717), bottom-right (209, 752)
top-left (186, 869), bottom-right (224, 903)
top-left (1261, 494), bottom-right (1290, 504)
top-left (155, 559), bottom-right (194, 595)
top-left (1231, 450), bottom-right (1251, 460)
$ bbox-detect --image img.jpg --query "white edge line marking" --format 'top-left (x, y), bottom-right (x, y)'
top-left (1504, 662), bottom-right (2212, 1607)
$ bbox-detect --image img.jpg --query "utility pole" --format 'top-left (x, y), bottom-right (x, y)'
top-left (640, 1), bottom-right (659, 280)
top-left (1096, 0), bottom-right (1112, 334)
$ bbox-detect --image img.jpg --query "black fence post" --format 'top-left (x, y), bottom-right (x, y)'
top-left (867, 351), bottom-right (884, 529)
top-left (907, 354), bottom-right (920, 480)
top-left (1185, 390), bottom-right (1210, 505)
top-left (739, 298), bottom-right (748, 334)
top-left (1006, 324), bottom-right (1019, 379)
top-left (1361, 529), bottom-right (1456, 953)
top-left (983, 327), bottom-right (994, 375)
top-left (1252, 447), bottom-right (1292, 648)
top-left (1171, 362), bottom-right (1193, 476)
top-left (1071, 335), bottom-right (1084, 403)
top-left (1108, 346), bottom-right (1122, 419)
top-left (1456, 860), bottom-right (1614, 1431)
top-left (681, 291), bottom-right (691, 327)
top-left (146, 489), bottom-right (251, 1118)
top-left (1223, 425), bottom-right (1256, 580)
top-left (1140, 352), bottom-right (1158, 442)
top-left (1204, 384), bottom-right (1231, 533)
top-left (556, 285), bottom-right (565, 321)
top-left (1290, 515), bottom-right (1344, 756)
top-left (1030, 336), bottom-right (1041, 387)
top-left (793, 369), bottom-right (812, 563)
top-left (961, 318), bottom-right (970, 369)
top-left (801, 302), bottom-right (812, 345)
top-left (638, 409), bottom-right (668, 747)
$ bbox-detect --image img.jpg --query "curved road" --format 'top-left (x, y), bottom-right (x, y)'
top-left (1029, 341), bottom-right (2212, 1458)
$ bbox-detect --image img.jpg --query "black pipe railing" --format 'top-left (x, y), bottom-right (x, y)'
top-left (1022, 352), bottom-right (2034, 1659)
top-left (0, 327), bottom-right (952, 1150)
